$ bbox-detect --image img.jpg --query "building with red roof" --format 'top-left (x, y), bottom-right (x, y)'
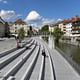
top-left (9, 19), bottom-right (30, 36)
top-left (49, 15), bottom-right (80, 38)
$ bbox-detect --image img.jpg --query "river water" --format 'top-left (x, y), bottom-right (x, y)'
top-left (42, 36), bottom-right (80, 65)
top-left (56, 42), bottom-right (80, 65)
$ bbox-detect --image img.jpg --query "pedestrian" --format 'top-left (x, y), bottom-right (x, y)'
top-left (16, 41), bottom-right (20, 48)
top-left (42, 48), bottom-right (46, 57)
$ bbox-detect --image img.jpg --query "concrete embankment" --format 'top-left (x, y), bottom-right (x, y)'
top-left (40, 37), bottom-right (80, 80)
top-left (59, 40), bottom-right (80, 47)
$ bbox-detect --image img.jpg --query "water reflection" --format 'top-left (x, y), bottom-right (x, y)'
top-left (42, 36), bottom-right (80, 65)
top-left (56, 42), bottom-right (80, 65)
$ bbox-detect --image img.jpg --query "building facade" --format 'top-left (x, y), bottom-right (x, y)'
top-left (0, 17), bottom-right (9, 37)
top-left (72, 17), bottom-right (80, 37)
top-left (9, 19), bottom-right (30, 36)
top-left (49, 24), bottom-right (58, 32)
top-left (66, 23), bottom-right (72, 37)
top-left (49, 18), bottom-right (80, 37)
top-left (49, 24), bottom-right (55, 32)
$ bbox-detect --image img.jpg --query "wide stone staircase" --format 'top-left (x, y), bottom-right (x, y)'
top-left (0, 37), bottom-right (55, 80)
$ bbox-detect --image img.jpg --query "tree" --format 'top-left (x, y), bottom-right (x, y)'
top-left (41, 25), bottom-right (49, 34)
top-left (18, 28), bottom-right (25, 42)
top-left (54, 27), bottom-right (63, 42)
top-left (28, 30), bottom-right (33, 36)
top-left (30, 26), bottom-right (32, 31)
top-left (28, 26), bottom-right (33, 36)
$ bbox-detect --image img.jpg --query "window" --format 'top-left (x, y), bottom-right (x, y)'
top-left (15, 27), bottom-right (17, 29)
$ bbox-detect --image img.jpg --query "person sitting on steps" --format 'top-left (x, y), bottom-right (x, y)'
top-left (42, 48), bottom-right (46, 57)
top-left (16, 41), bottom-right (20, 48)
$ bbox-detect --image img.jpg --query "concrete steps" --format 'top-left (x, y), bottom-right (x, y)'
top-left (28, 45), bottom-right (42, 80)
top-left (4, 43), bottom-right (36, 80)
top-left (34, 37), bottom-right (55, 80)
top-left (0, 39), bottom-right (35, 79)
top-left (0, 39), bottom-right (32, 58)
top-left (0, 37), bottom-right (55, 80)
top-left (14, 42), bottom-right (39, 80)
top-left (0, 39), bottom-right (34, 70)
top-left (0, 44), bottom-right (36, 78)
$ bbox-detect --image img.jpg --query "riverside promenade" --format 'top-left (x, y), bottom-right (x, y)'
top-left (0, 37), bottom-right (80, 80)
top-left (39, 36), bottom-right (80, 80)
top-left (0, 37), bottom-right (54, 80)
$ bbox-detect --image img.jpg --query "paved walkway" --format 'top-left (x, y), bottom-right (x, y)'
top-left (38, 37), bottom-right (80, 80)
top-left (0, 38), bottom-right (54, 80)
top-left (0, 38), bottom-right (30, 53)
top-left (0, 37), bottom-right (80, 80)
top-left (0, 38), bottom-right (16, 52)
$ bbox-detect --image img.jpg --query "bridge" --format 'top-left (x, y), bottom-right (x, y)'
top-left (0, 37), bottom-right (80, 80)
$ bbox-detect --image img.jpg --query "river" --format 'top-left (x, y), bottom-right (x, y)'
top-left (56, 42), bottom-right (80, 65)
top-left (42, 36), bottom-right (80, 65)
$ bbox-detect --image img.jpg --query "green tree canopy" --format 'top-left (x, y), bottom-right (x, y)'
top-left (41, 25), bottom-right (49, 34)
top-left (28, 26), bottom-right (33, 36)
top-left (28, 30), bottom-right (33, 36)
top-left (30, 26), bottom-right (32, 31)
top-left (18, 27), bottom-right (25, 42)
top-left (54, 27), bottom-right (63, 42)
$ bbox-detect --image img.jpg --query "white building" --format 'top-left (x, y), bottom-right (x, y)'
top-left (9, 19), bottom-right (30, 36)
top-left (49, 24), bottom-right (58, 33)
top-left (50, 16), bottom-right (80, 39)
top-left (58, 20), bottom-right (72, 37)
top-left (66, 23), bottom-right (72, 37)
top-left (49, 25), bottom-right (54, 32)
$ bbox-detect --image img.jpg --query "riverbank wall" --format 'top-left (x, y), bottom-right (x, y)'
top-left (55, 46), bottom-right (80, 75)
top-left (59, 39), bottom-right (80, 47)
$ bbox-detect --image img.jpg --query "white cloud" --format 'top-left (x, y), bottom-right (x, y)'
top-left (0, 10), bottom-right (22, 20)
top-left (42, 18), bottom-right (54, 25)
top-left (24, 10), bottom-right (55, 29)
top-left (3, 0), bottom-right (7, 4)
top-left (24, 11), bottom-right (42, 22)
top-left (0, 0), bottom-right (8, 4)
top-left (57, 18), bottom-right (62, 22)
top-left (32, 24), bottom-right (41, 31)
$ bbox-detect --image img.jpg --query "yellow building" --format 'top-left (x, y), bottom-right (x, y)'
top-left (9, 19), bottom-right (29, 36)
top-left (49, 24), bottom-right (58, 32)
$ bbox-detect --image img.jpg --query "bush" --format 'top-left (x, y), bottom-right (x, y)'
top-left (54, 27), bottom-right (64, 42)
top-left (61, 36), bottom-right (71, 40)
top-left (18, 28), bottom-right (25, 43)
top-left (76, 38), bottom-right (80, 41)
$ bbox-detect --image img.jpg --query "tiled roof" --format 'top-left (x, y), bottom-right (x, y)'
top-left (50, 24), bottom-right (56, 27)
top-left (71, 17), bottom-right (80, 22)
top-left (14, 19), bottom-right (26, 24)
top-left (50, 23), bottom-right (58, 27)
top-left (50, 16), bottom-right (80, 27)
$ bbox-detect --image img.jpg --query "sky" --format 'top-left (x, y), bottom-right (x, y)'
top-left (0, 0), bottom-right (80, 28)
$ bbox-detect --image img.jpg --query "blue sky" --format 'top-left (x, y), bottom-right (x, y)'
top-left (0, 0), bottom-right (80, 27)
